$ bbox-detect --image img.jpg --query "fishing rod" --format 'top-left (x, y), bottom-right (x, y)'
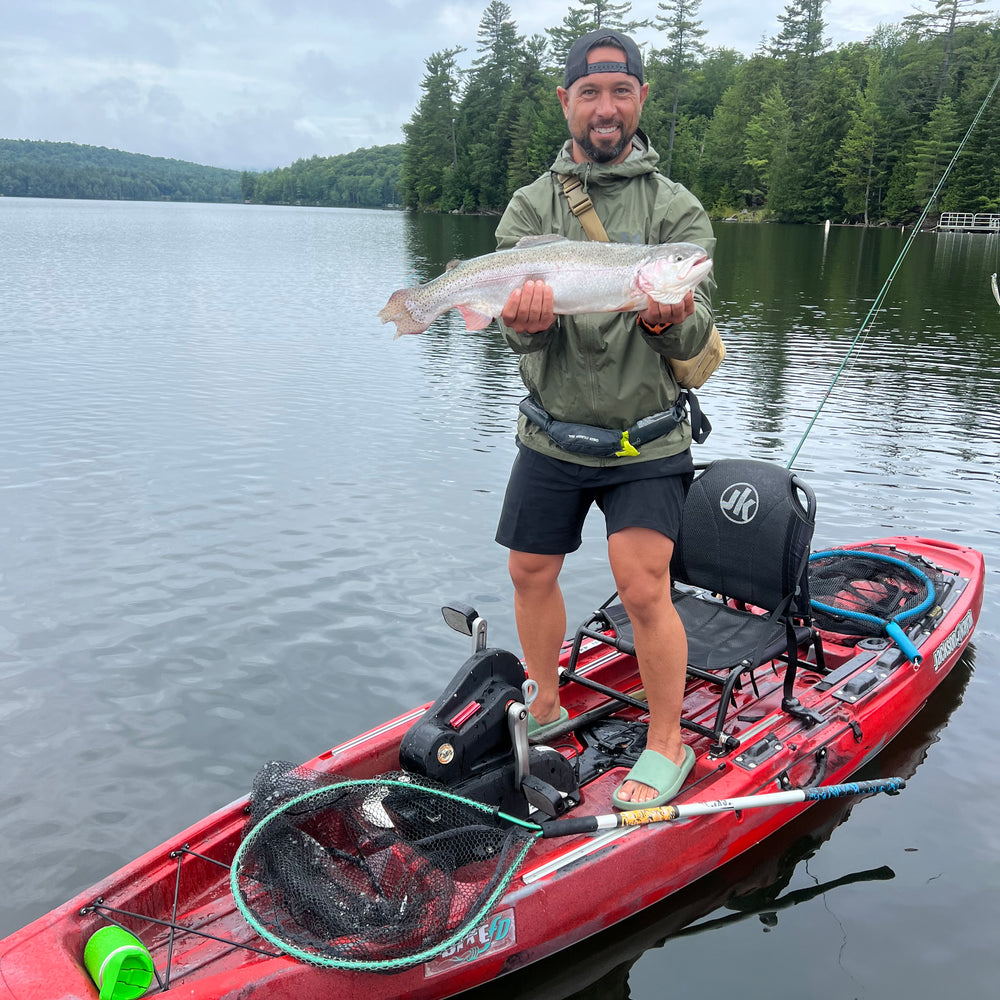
top-left (786, 65), bottom-right (1000, 470)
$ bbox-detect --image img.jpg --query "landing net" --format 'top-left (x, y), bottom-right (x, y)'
top-left (230, 762), bottom-right (537, 971)
top-left (808, 546), bottom-right (937, 637)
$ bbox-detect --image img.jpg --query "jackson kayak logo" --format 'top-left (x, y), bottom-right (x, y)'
top-left (932, 611), bottom-right (974, 672)
top-left (720, 482), bottom-right (759, 524)
top-left (424, 908), bottom-right (516, 978)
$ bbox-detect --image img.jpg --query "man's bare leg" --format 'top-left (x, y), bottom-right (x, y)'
top-left (607, 526), bottom-right (688, 804)
top-left (508, 549), bottom-right (566, 726)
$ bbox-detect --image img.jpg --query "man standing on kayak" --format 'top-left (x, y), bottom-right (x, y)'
top-left (495, 28), bottom-right (716, 808)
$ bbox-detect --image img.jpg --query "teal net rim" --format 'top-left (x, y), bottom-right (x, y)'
top-left (230, 778), bottom-right (539, 971)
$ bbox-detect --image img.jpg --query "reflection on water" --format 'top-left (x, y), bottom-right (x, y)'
top-left (1, 200), bottom-right (997, 999)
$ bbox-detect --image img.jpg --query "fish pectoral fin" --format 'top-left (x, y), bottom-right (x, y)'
top-left (512, 234), bottom-right (571, 249)
top-left (643, 287), bottom-right (684, 305)
top-left (457, 305), bottom-right (495, 331)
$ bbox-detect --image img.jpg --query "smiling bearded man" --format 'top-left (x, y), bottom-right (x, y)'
top-left (491, 28), bottom-right (718, 810)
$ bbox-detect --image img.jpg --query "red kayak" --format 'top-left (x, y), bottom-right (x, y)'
top-left (0, 460), bottom-right (985, 1000)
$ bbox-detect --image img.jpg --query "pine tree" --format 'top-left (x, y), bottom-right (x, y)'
top-left (454, 2), bottom-right (525, 210)
top-left (769, 0), bottom-right (829, 62)
top-left (835, 52), bottom-right (886, 224)
top-left (943, 99), bottom-right (999, 212)
top-left (547, 1), bottom-right (648, 68)
top-left (911, 95), bottom-right (962, 206)
top-left (473, 0), bottom-right (522, 85)
top-left (769, 0), bottom-right (830, 113)
top-left (904, 0), bottom-right (992, 100)
top-left (401, 48), bottom-right (464, 211)
top-left (652, 1), bottom-right (708, 177)
top-left (744, 84), bottom-right (795, 214)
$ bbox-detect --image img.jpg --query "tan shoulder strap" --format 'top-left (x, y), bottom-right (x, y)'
top-left (556, 174), bottom-right (724, 390)
top-left (557, 174), bottom-right (609, 242)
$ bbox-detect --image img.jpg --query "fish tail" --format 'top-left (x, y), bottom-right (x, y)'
top-left (378, 288), bottom-right (428, 337)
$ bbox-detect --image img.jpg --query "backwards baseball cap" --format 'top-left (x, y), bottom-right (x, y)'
top-left (564, 28), bottom-right (643, 89)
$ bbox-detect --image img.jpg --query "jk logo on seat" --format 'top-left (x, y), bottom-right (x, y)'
top-left (720, 483), bottom-right (758, 524)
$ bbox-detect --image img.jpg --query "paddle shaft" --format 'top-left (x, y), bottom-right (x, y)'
top-left (537, 777), bottom-right (906, 837)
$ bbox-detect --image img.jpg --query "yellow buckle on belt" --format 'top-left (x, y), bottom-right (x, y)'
top-left (616, 431), bottom-right (640, 458)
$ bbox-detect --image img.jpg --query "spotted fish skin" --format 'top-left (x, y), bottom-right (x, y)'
top-left (377, 235), bottom-right (713, 337)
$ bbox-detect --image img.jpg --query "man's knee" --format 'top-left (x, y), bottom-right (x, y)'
top-left (608, 527), bottom-right (674, 617)
top-left (508, 550), bottom-right (564, 593)
top-left (616, 569), bottom-right (673, 615)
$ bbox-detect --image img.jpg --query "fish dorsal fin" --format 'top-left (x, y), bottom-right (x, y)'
top-left (512, 234), bottom-right (571, 249)
top-left (445, 259), bottom-right (463, 271)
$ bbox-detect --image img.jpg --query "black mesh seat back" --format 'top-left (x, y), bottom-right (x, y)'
top-left (671, 460), bottom-right (816, 615)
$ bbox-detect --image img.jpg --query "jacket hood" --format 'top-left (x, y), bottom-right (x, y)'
top-left (550, 128), bottom-right (661, 186)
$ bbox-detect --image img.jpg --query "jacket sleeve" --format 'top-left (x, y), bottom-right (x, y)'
top-left (639, 183), bottom-right (717, 362)
top-left (494, 189), bottom-right (558, 354)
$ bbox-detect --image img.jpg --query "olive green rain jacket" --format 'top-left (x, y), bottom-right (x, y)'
top-left (495, 130), bottom-right (716, 467)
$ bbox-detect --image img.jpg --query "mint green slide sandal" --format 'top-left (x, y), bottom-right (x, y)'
top-left (612, 745), bottom-right (695, 809)
top-left (527, 706), bottom-right (569, 742)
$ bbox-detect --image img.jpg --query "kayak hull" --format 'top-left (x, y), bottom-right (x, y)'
top-left (0, 536), bottom-right (984, 1000)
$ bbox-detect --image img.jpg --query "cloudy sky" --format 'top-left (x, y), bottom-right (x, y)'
top-left (1, 1), bottom-right (925, 171)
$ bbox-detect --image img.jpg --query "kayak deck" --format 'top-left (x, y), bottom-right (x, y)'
top-left (0, 535), bottom-right (985, 1000)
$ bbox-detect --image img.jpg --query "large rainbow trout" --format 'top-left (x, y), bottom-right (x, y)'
top-left (378, 234), bottom-right (712, 337)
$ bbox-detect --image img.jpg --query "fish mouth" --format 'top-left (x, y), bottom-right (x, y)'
top-left (679, 253), bottom-right (711, 279)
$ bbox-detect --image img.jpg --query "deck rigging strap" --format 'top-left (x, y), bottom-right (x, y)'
top-left (787, 66), bottom-right (1000, 470)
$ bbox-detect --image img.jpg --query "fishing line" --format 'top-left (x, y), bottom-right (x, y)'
top-left (786, 66), bottom-right (1000, 470)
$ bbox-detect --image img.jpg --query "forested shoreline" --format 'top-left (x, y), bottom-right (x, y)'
top-left (397, 0), bottom-right (999, 224)
top-left (0, 140), bottom-right (243, 203)
top-left (239, 146), bottom-right (403, 209)
top-left (3, 2), bottom-right (997, 224)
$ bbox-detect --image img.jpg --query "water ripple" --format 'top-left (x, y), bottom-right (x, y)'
top-left (1, 204), bottom-right (998, 972)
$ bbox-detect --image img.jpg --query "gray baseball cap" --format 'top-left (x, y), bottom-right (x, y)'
top-left (564, 28), bottom-right (643, 89)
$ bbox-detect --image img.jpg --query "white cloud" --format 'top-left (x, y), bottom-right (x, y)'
top-left (293, 117), bottom-right (325, 140)
top-left (0, 1), bottom-right (924, 170)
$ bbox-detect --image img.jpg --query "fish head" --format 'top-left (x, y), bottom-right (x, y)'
top-left (636, 243), bottom-right (713, 305)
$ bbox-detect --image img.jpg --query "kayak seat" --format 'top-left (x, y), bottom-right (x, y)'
top-left (565, 459), bottom-right (822, 753)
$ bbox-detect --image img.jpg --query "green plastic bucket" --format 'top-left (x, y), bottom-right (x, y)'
top-left (83, 926), bottom-right (154, 1000)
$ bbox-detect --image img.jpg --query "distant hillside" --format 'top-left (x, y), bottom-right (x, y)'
top-left (243, 145), bottom-right (403, 209)
top-left (0, 139), bottom-right (243, 202)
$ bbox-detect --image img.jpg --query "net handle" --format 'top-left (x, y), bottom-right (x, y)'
top-left (539, 777), bottom-right (907, 837)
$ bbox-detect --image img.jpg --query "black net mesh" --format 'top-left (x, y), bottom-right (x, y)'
top-left (808, 546), bottom-right (938, 637)
top-left (231, 762), bottom-right (537, 971)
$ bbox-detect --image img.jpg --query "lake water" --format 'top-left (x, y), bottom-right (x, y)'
top-left (1, 198), bottom-right (997, 999)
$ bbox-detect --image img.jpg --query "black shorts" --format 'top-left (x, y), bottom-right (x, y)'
top-left (495, 442), bottom-right (694, 555)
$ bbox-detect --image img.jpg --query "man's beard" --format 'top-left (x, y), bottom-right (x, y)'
top-left (575, 122), bottom-right (634, 163)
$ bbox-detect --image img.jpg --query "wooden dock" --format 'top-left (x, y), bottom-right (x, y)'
top-left (937, 212), bottom-right (1000, 233)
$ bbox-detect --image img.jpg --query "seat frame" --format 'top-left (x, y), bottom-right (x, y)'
top-left (562, 459), bottom-right (827, 754)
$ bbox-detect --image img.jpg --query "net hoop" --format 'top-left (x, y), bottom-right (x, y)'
top-left (230, 778), bottom-right (539, 971)
top-left (809, 548), bottom-right (936, 628)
